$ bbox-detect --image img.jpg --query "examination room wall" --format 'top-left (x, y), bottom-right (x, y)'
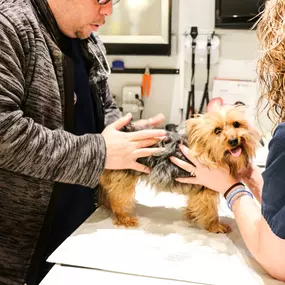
top-left (106, 0), bottom-right (272, 134)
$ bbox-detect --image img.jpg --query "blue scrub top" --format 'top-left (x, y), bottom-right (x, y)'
top-left (262, 122), bottom-right (285, 239)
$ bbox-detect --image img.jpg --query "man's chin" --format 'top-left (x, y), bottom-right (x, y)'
top-left (75, 30), bottom-right (91, 40)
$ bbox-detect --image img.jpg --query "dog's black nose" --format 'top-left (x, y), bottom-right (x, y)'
top-left (228, 138), bottom-right (238, 147)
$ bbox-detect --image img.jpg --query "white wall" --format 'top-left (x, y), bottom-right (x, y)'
top-left (106, 0), bottom-right (179, 123)
top-left (106, 0), bottom-right (273, 135)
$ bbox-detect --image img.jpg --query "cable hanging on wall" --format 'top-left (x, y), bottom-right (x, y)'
top-left (198, 34), bottom-right (212, 114)
top-left (186, 27), bottom-right (198, 119)
top-left (184, 27), bottom-right (220, 118)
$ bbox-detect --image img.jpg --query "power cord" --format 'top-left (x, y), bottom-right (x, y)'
top-left (135, 94), bottom-right (144, 119)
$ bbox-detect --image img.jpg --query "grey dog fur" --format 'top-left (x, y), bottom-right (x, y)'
top-left (121, 122), bottom-right (196, 191)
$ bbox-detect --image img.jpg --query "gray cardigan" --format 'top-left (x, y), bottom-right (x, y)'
top-left (0, 0), bottom-right (120, 284)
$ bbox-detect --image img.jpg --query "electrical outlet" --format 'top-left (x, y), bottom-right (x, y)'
top-left (122, 86), bottom-right (142, 104)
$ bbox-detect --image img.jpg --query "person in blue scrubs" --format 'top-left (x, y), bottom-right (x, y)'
top-left (170, 1), bottom-right (285, 280)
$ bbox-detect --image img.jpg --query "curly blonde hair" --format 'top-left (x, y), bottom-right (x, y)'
top-left (256, 0), bottom-right (285, 128)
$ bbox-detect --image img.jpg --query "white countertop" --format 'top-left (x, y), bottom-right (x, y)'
top-left (41, 171), bottom-right (282, 285)
top-left (40, 264), bottom-right (197, 285)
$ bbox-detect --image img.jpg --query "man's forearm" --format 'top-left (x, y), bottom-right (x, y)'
top-left (0, 111), bottom-right (106, 187)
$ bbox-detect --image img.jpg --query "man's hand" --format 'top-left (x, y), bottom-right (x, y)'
top-left (102, 113), bottom-right (167, 173)
top-left (131, 113), bottom-right (165, 130)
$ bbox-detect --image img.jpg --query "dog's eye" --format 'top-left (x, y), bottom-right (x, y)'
top-left (214, 127), bottom-right (222, 135)
top-left (233, 121), bottom-right (240, 128)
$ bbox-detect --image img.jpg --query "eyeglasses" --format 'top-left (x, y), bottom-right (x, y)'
top-left (98, 0), bottom-right (120, 5)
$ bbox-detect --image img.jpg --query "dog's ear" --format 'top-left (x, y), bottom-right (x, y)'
top-left (207, 97), bottom-right (223, 113)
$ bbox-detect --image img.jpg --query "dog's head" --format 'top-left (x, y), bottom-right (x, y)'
top-left (185, 105), bottom-right (261, 177)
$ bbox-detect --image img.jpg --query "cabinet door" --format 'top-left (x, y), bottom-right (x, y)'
top-left (97, 0), bottom-right (172, 55)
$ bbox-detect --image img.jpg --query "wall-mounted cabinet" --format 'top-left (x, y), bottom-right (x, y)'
top-left (97, 0), bottom-right (172, 56)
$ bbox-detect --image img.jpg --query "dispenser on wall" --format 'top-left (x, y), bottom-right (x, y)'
top-left (122, 85), bottom-right (144, 120)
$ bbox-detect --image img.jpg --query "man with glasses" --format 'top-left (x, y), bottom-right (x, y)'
top-left (0, 0), bottom-right (165, 284)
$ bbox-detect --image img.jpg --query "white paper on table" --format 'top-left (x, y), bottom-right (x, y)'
top-left (48, 184), bottom-right (282, 285)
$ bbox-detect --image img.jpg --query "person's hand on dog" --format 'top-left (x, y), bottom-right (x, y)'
top-left (131, 113), bottom-right (165, 130)
top-left (170, 145), bottom-right (239, 195)
top-left (102, 113), bottom-right (167, 173)
top-left (239, 163), bottom-right (263, 202)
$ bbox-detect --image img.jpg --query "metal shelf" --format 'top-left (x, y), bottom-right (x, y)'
top-left (111, 68), bottom-right (180, 75)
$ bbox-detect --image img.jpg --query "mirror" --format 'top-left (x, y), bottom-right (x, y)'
top-left (96, 0), bottom-right (172, 55)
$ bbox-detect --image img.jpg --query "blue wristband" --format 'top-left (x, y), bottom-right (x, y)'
top-left (226, 187), bottom-right (253, 210)
top-left (229, 193), bottom-right (251, 211)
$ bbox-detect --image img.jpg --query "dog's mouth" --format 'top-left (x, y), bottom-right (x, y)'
top-left (226, 138), bottom-right (246, 158)
top-left (228, 146), bottom-right (243, 157)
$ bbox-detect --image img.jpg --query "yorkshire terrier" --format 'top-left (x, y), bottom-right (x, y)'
top-left (99, 105), bottom-right (260, 234)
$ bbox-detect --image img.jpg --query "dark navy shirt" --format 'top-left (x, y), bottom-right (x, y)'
top-left (66, 39), bottom-right (98, 135)
top-left (262, 122), bottom-right (285, 239)
top-left (49, 38), bottom-right (98, 238)
top-left (38, 38), bottom-right (100, 281)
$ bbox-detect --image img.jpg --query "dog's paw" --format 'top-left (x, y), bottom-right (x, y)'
top-left (206, 222), bottom-right (231, 234)
top-left (114, 215), bottom-right (139, 228)
top-left (184, 211), bottom-right (195, 222)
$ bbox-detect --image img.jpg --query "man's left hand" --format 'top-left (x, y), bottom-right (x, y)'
top-left (132, 113), bottom-right (165, 130)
